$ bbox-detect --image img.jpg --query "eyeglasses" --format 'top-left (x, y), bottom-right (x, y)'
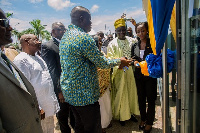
top-left (0, 19), bottom-right (10, 28)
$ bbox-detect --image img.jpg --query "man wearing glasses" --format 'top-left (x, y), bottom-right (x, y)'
top-left (0, 8), bottom-right (43, 133)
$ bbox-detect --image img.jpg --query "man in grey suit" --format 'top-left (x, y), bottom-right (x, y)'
top-left (0, 8), bottom-right (43, 133)
top-left (41, 22), bottom-right (74, 133)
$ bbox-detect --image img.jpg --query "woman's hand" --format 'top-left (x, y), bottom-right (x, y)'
top-left (134, 60), bottom-right (140, 68)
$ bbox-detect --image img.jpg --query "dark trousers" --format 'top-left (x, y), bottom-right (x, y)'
top-left (56, 102), bottom-right (75, 133)
top-left (135, 77), bottom-right (157, 125)
top-left (70, 101), bottom-right (102, 133)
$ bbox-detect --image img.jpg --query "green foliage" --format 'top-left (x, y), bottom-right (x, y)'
top-left (12, 29), bottom-right (22, 40)
top-left (18, 19), bottom-right (51, 41)
top-left (11, 18), bottom-right (51, 49)
top-left (9, 42), bottom-right (20, 50)
top-left (10, 13), bottom-right (50, 49)
top-left (27, 19), bottom-right (51, 41)
top-left (6, 12), bottom-right (13, 18)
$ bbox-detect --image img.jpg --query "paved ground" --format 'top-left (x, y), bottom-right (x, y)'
top-left (105, 91), bottom-right (176, 133)
top-left (54, 88), bottom-right (176, 133)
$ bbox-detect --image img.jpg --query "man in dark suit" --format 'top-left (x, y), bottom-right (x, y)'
top-left (0, 8), bottom-right (43, 133)
top-left (41, 22), bottom-right (74, 133)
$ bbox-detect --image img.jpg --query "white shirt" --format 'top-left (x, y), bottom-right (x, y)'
top-left (13, 52), bottom-right (60, 117)
top-left (140, 50), bottom-right (145, 60)
top-left (53, 37), bottom-right (61, 43)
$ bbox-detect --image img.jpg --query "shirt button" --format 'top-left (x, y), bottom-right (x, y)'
top-left (36, 118), bottom-right (40, 123)
top-left (31, 103), bottom-right (35, 108)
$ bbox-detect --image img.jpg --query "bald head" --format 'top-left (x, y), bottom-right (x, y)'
top-left (51, 22), bottom-right (66, 40)
top-left (20, 34), bottom-right (41, 56)
top-left (52, 22), bottom-right (64, 30)
top-left (70, 6), bottom-right (92, 33)
top-left (70, 6), bottom-right (90, 21)
top-left (20, 34), bottom-right (35, 46)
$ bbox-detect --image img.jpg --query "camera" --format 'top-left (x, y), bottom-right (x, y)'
top-left (124, 18), bottom-right (132, 21)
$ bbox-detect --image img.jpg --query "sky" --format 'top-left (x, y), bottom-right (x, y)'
top-left (0, 0), bottom-right (147, 36)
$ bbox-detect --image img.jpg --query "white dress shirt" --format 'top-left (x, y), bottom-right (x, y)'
top-left (13, 52), bottom-right (60, 117)
top-left (53, 37), bottom-right (61, 43)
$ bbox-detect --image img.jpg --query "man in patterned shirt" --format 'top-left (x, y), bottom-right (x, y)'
top-left (59, 6), bottom-right (131, 133)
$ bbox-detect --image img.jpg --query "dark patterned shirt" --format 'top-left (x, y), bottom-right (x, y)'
top-left (59, 24), bottom-right (121, 106)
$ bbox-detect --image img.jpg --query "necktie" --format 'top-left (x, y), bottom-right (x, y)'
top-left (54, 38), bottom-right (59, 47)
top-left (1, 53), bottom-right (13, 72)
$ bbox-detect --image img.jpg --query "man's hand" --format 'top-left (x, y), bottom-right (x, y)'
top-left (40, 109), bottom-right (45, 120)
top-left (120, 57), bottom-right (132, 69)
top-left (130, 19), bottom-right (136, 26)
top-left (118, 64), bottom-right (124, 69)
top-left (58, 92), bottom-right (65, 103)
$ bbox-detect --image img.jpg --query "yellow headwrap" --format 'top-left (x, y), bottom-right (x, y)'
top-left (114, 18), bottom-right (125, 29)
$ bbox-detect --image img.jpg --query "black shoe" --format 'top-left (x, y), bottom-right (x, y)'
top-left (107, 123), bottom-right (112, 128)
top-left (143, 125), bottom-right (152, 133)
top-left (131, 115), bottom-right (138, 122)
top-left (119, 121), bottom-right (125, 126)
top-left (102, 128), bottom-right (106, 133)
top-left (143, 128), bottom-right (152, 133)
top-left (139, 121), bottom-right (145, 130)
top-left (139, 125), bottom-right (145, 130)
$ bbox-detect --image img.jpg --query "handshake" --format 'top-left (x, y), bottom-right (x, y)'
top-left (119, 57), bottom-right (132, 69)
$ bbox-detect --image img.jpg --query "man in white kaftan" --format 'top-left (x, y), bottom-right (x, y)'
top-left (107, 19), bottom-right (139, 124)
top-left (13, 34), bottom-right (60, 133)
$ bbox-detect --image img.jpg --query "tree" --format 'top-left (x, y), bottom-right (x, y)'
top-left (12, 29), bottom-right (22, 40)
top-left (6, 12), bottom-right (13, 18)
top-left (23, 19), bottom-right (51, 41)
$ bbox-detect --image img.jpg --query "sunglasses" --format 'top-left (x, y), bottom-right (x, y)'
top-left (0, 19), bottom-right (10, 28)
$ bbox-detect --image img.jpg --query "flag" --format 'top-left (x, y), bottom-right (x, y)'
top-left (141, 0), bottom-right (176, 78)
top-left (147, 0), bottom-right (176, 55)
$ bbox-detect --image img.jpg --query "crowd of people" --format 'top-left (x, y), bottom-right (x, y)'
top-left (0, 5), bottom-right (157, 133)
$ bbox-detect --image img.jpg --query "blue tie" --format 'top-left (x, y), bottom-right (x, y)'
top-left (1, 53), bottom-right (13, 72)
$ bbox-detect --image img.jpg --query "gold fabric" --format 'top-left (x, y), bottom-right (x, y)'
top-left (114, 18), bottom-right (126, 29)
top-left (4, 48), bottom-right (19, 62)
top-left (170, 2), bottom-right (176, 42)
top-left (139, 60), bottom-right (149, 76)
top-left (147, 0), bottom-right (156, 55)
top-left (98, 68), bottom-right (111, 97)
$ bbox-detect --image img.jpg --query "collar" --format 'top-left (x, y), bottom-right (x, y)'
top-left (0, 49), bottom-right (2, 57)
top-left (68, 24), bottom-right (85, 32)
top-left (53, 38), bottom-right (60, 46)
top-left (116, 36), bottom-right (129, 41)
top-left (53, 37), bottom-right (60, 43)
top-left (0, 49), bottom-right (6, 66)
